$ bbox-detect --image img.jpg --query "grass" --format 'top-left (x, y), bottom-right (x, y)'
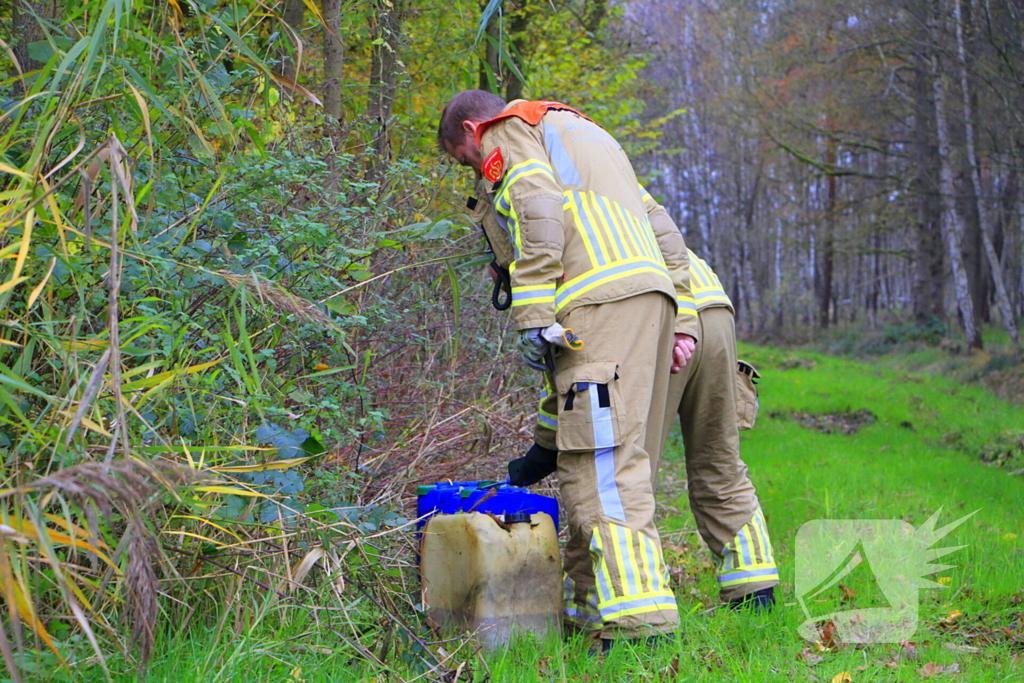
top-left (41, 344), bottom-right (1024, 682)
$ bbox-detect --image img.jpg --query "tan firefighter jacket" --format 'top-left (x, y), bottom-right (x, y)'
top-left (471, 100), bottom-right (699, 338)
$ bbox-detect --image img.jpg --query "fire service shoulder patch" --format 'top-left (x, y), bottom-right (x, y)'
top-left (482, 147), bottom-right (504, 183)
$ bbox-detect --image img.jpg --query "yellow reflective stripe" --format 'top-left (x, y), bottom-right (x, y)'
top-left (512, 295), bottom-right (555, 306)
top-left (640, 216), bottom-right (665, 263)
top-left (598, 198), bottom-right (634, 259)
top-left (678, 295), bottom-right (698, 314)
top-left (591, 530), bottom-right (614, 604)
top-left (582, 194), bottom-right (619, 263)
top-left (598, 589), bottom-right (677, 609)
top-left (753, 509), bottom-right (774, 563)
top-left (617, 203), bottom-right (653, 259)
top-left (567, 194), bottom-right (602, 267)
top-left (595, 193), bottom-right (636, 259)
top-left (503, 159), bottom-right (556, 190)
top-left (554, 263), bottom-right (671, 312)
top-left (611, 525), bottom-right (631, 596)
top-left (625, 528), bottom-right (646, 596)
top-left (584, 193), bottom-right (624, 262)
top-left (511, 283), bottom-right (556, 307)
top-left (505, 198), bottom-right (524, 256)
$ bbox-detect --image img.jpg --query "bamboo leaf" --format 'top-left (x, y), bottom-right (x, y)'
top-left (210, 456), bottom-right (317, 473)
top-left (194, 485), bottom-right (271, 498)
top-left (26, 258), bottom-right (56, 311)
top-left (120, 358), bottom-right (225, 391)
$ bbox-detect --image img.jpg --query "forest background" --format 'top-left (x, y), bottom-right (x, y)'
top-left (1, 0), bottom-right (1023, 680)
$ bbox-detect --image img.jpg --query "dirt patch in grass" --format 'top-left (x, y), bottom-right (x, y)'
top-left (770, 408), bottom-right (878, 435)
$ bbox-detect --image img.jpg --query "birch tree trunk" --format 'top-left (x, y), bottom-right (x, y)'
top-left (954, 0), bottom-right (1019, 342)
top-left (930, 2), bottom-right (983, 348)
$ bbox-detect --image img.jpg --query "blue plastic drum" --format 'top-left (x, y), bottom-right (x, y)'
top-left (416, 481), bottom-right (560, 532)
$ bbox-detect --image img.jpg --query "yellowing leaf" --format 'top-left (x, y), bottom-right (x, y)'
top-left (162, 530), bottom-right (231, 546)
top-left (195, 485), bottom-right (270, 498)
top-left (210, 456), bottom-right (316, 473)
top-left (121, 357), bottom-right (224, 391)
top-left (26, 256), bottom-right (57, 311)
top-left (168, 515), bottom-right (242, 542)
top-left (4, 517), bottom-right (119, 569)
top-left (43, 513), bottom-right (109, 548)
top-left (831, 673), bottom-right (852, 683)
top-left (57, 409), bottom-right (112, 438)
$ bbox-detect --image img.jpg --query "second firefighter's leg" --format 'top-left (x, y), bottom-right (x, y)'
top-left (677, 307), bottom-right (779, 602)
top-left (557, 294), bottom-right (679, 639)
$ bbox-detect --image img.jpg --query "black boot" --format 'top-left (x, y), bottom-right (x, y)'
top-left (600, 632), bottom-right (675, 653)
top-left (728, 586), bottom-right (776, 611)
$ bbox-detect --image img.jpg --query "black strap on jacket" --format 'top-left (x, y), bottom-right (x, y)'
top-left (469, 194), bottom-right (512, 311)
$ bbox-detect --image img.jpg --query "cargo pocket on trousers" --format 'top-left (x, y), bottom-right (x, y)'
top-left (554, 362), bottom-right (624, 452)
top-left (736, 360), bottom-right (761, 431)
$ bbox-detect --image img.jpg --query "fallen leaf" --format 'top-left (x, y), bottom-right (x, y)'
top-left (797, 648), bottom-right (825, 665)
top-left (944, 610), bottom-right (963, 624)
top-left (819, 620), bottom-right (840, 650)
top-left (839, 583), bottom-right (857, 600)
top-left (900, 640), bottom-right (919, 660)
top-left (944, 663), bottom-right (960, 673)
top-left (831, 672), bottom-right (852, 683)
top-left (937, 576), bottom-right (952, 585)
top-left (916, 662), bottom-right (944, 678)
top-left (942, 643), bottom-right (979, 654)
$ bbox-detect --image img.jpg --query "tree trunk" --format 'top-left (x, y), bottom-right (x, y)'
top-left (323, 0), bottom-right (344, 123)
top-left (930, 3), bottom-right (983, 348)
top-left (276, 0), bottom-right (307, 80)
top-left (368, 0), bottom-right (405, 185)
top-left (912, 61), bottom-right (946, 325)
top-left (819, 141), bottom-right (837, 329)
top-left (954, 0), bottom-right (1019, 342)
top-left (503, 9), bottom-right (529, 101)
top-left (479, 1), bottom-right (501, 93)
top-left (12, 0), bottom-right (64, 92)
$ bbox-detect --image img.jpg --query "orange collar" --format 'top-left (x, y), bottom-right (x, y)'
top-left (474, 100), bottom-right (593, 145)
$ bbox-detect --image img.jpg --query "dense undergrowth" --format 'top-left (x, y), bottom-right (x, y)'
top-left (0, 1), bottom-right (591, 679)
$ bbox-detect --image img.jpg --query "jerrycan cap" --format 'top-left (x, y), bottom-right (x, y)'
top-left (504, 512), bottom-right (532, 524)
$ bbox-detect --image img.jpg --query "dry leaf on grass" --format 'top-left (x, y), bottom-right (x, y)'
top-left (944, 610), bottom-right (963, 624)
top-left (797, 648), bottom-right (825, 665)
top-left (942, 643), bottom-right (980, 654)
top-left (916, 661), bottom-right (960, 677)
top-left (815, 620), bottom-right (841, 651)
top-left (831, 672), bottom-right (852, 683)
top-left (900, 640), bottom-right (920, 660)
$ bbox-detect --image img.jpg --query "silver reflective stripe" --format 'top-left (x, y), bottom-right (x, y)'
top-left (587, 382), bottom-right (625, 521)
top-left (544, 123), bottom-right (582, 186)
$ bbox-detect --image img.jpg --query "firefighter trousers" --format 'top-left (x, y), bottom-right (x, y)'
top-left (654, 306), bottom-right (779, 601)
top-left (554, 292), bottom-right (679, 639)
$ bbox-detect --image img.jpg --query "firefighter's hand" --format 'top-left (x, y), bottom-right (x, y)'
top-left (516, 328), bottom-right (550, 371)
top-left (671, 333), bottom-right (696, 374)
top-left (507, 443), bottom-right (559, 486)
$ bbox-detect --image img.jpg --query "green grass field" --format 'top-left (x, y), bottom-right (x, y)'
top-left (48, 345), bottom-right (1024, 682)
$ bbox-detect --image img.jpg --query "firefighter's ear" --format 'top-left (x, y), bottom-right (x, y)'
top-left (462, 120), bottom-right (481, 136)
